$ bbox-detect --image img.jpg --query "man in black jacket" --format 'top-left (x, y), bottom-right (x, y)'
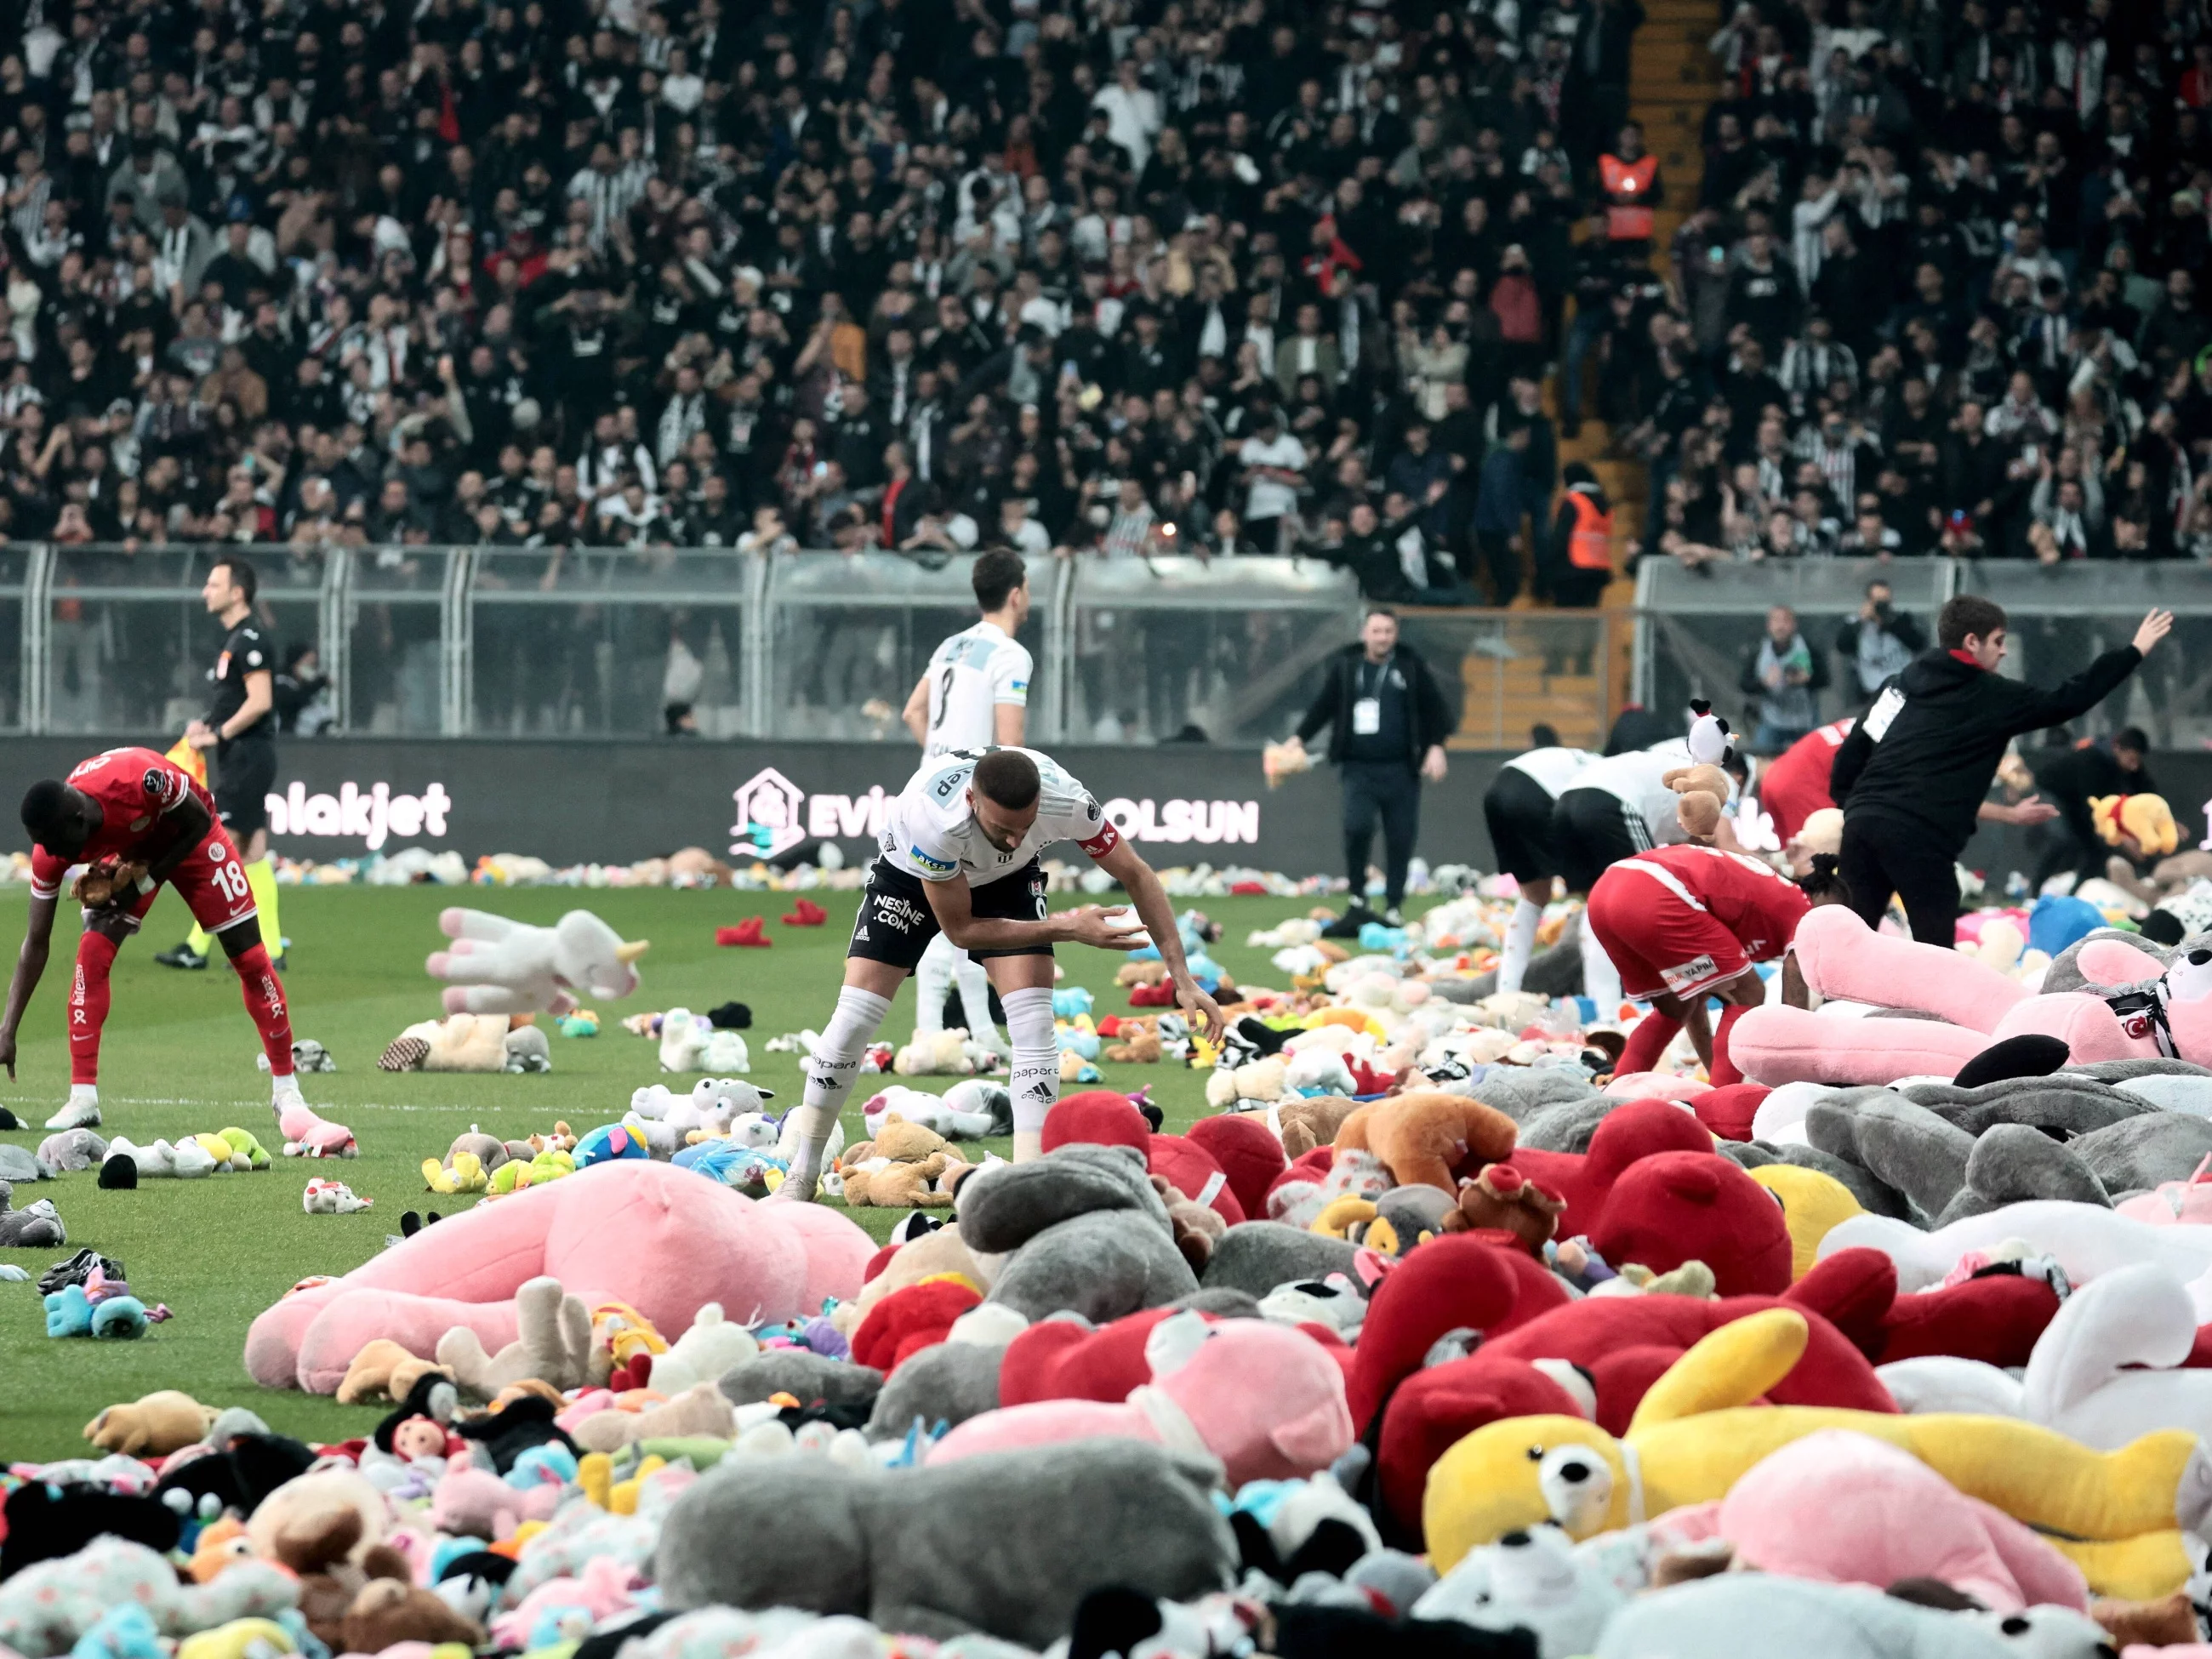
top-left (1829, 595), bottom-right (2171, 947)
top-left (2027, 727), bottom-right (2158, 893)
top-left (1282, 608), bottom-right (1455, 923)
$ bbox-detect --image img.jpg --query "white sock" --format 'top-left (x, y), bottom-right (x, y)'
top-left (70, 1083), bottom-right (97, 1107)
top-left (912, 933), bottom-right (955, 1038)
top-left (1001, 984), bottom-right (1058, 1155)
top-left (790, 985), bottom-right (892, 1197)
top-left (1499, 897), bottom-right (1542, 995)
top-left (271, 1070), bottom-right (300, 1103)
top-left (1578, 913), bottom-right (1622, 1013)
top-left (952, 950), bottom-right (1000, 1043)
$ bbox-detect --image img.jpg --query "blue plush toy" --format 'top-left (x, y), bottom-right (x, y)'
top-left (2028, 892), bottom-right (2108, 957)
top-left (90, 1295), bottom-right (148, 1338)
top-left (44, 1283), bottom-right (91, 1337)
top-left (573, 1121), bottom-right (648, 1167)
top-left (1051, 986), bottom-right (1095, 1018)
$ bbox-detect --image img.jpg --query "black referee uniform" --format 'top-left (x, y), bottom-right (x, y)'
top-left (208, 617), bottom-right (278, 842)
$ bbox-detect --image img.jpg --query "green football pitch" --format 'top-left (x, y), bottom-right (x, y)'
top-left (0, 884), bottom-right (1418, 1460)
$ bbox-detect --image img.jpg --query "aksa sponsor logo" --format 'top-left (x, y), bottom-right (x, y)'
top-left (909, 845), bottom-right (957, 874)
top-left (267, 781), bottom-right (452, 849)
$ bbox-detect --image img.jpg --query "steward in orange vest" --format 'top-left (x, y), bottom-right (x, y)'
top-left (1542, 465), bottom-right (1616, 608)
top-left (1599, 126), bottom-right (1662, 245)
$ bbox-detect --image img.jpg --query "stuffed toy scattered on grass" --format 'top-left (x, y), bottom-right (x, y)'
top-left (425, 906), bottom-right (647, 1017)
top-left (379, 1012), bottom-right (550, 1074)
top-left (83, 1391), bottom-right (218, 1457)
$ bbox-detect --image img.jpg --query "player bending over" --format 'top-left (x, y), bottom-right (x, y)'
top-left (1, 746), bottom-right (300, 1129)
top-left (780, 745), bottom-right (1225, 1198)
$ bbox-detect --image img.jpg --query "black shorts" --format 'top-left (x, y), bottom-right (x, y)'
top-left (1485, 766), bottom-right (1560, 886)
top-left (1552, 784), bottom-right (1652, 896)
top-left (847, 857), bottom-right (1052, 971)
top-left (214, 738), bottom-right (276, 839)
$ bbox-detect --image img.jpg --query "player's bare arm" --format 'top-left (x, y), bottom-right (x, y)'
top-left (921, 871), bottom-right (1145, 954)
top-left (0, 891), bottom-right (56, 1077)
top-left (901, 673), bottom-right (932, 744)
top-left (995, 702), bottom-right (1025, 745)
top-left (1093, 835), bottom-right (1228, 1041)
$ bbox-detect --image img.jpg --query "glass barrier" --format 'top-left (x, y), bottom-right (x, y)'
top-left (1395, 608), bottom-right (1620, 752)
top-left (470, 548), bottom-right (755, 738)
top-left (1633, 557), bottom-right (1961, 750)
top-left (344, 547), bottom-right (456, 736)
top-left (762, 551), bottom-right (1048, 744)
top-left (1062, 556), bottom-right (1362, 745)
top-left (46, 547), bottom-right (326, 738)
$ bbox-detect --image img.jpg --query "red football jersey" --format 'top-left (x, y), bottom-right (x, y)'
top-left (1618, 843), bottom-right (1810, 963)
top-left (29, 747), bottom-right (213, 899)
top-left (1758, 717), bottom-right (1854, 843)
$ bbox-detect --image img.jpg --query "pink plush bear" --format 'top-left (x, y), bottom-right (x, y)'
top-left (430, 1466), bottom-right (562, 1541)
top-left (1659, 1428), bottom-right (2089, 1615)
top-left (1732, 907), bottom-right (2212, 1086)
top-left (244, 1160), bottom-right (872, 1394)
top-left (488, 1556), bottom-right (642, 1649)
top-left (926, 1310), bottom-right (1354, 1488)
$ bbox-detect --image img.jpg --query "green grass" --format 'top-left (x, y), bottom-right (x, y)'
top-left (0, 885), bottom-right (1407, 1461)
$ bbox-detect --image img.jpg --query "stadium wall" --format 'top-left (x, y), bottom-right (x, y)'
top-left (0, 739), bottom-right (2203, 886)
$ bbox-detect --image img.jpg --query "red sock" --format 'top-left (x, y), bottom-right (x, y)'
top-left (69, 931), bottom-right (117, 1084)
top-left (229, 941), bottom-right (294, 1077)
top-left (1616, 1010), bottom-right (1680, 1077)
top-left (1710, 1004), bottom-right (1749, 1086)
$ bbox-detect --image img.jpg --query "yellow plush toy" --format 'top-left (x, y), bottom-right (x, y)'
top-left (1745, 1165), bottom-right (1863, 1280)
top-left (2093, 793), bottom-right (2181, 859)
top-left (1422, 1308), bottom-right (2206, 1599)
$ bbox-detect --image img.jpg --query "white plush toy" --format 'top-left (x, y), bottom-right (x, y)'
top-left (892, 1029), bottom-right (977, 1076)
top-left (657, 1007), bottom-right (750, 1074)
top-left (427, 908), bottom-right (646, 1017)
top-left (1821, 1200), bottom-right (2212, 1320)
top-left (1282, 1048), bottom-right (1356, 1097)
top-left (1880, 1261), bottom-right (2212, 1450)
top-left (302, 1177), bottom-right (373, 1214)
top-left (1414, 1524), bottom-right (1636, 1658)
top-left (858, 1083), bottom-right (1002, 1141)
top-left (649, 1303), bottom-right (761, 1395)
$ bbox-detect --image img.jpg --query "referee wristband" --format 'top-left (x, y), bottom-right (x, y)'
top-left (134, 874), bottom-right (155, 895)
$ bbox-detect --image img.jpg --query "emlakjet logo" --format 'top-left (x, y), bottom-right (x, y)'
top-left (730, 767), bottom-right (1261, 857)
top-left (266, 781), bottom-right (453, 849)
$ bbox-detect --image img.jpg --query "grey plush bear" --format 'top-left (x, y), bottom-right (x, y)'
top-left (719, 1349), bottom-right (883, 1409)
top-left (36, 1128), bottom-right (105, 1173)
top-left (864, 1338), bottom-right (1003, 1442)
top-left (1201, 1223), bottom-right (1360, 1297)
top-left (1515, 1094), bottom-right (1621, 1154)
top-left (957, 1145), bottom-right (1199, 1322)
top-left (0, 1144), bottom-right (48, 1183)
top-left (656, 1441), bottom-right (1239, 1647)
top-left (0, 1179), bottom-right (66, 1247)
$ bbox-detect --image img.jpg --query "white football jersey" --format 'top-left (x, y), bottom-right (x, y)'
top-left (1576, 739), bottom-right (1733, 847)
top-left (880, 748), bottom-right (1119, 883)
top-left (1504, 745), bottom-right (1600, 799)
top-left (922, 621), bottom-right (1033, 758)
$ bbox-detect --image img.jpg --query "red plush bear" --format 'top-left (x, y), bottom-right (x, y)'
top-left (1509, 1098), bottom-right (1716, 1239)
top-left (1185, 1113), bottom-right (1288, 1218)
top-left (1266, 1146), bottom-right (1337, 1211)
top-left (1786, 1246), bottom-right (2061, 1367)
top-left (1369, 1287), bottom-right (1892, 1542)
top-left (1000, 1304), bottom-right (1213, 1406)
top-left (1148, 1133), bottom-right (1244, 1225)
top-left (1589, 1150), bottom-right (1794, 1297)
top-left (1346, 1234), bottom-right (1570, 1434)
top-left (1041, 1091), bottom-right (1153, 1154)
top-left (848, 1279), bottom-right (981, 1374)
top-left (1690, 1082), bottom-right (1771, 1142)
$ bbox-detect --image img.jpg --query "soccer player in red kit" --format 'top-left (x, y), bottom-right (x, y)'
top-left (1587, 843), bottom-right (1850, 1085)
top-left (1758, 716), bottom-right (1853, 846)
top-left (0, 746), bottom-right (298, 1129)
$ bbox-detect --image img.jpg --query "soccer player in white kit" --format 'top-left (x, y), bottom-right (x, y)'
top-left (779, 746), bottom-right (1227, 1199)
top-left (898, 550), bottom-right (1034, 1054)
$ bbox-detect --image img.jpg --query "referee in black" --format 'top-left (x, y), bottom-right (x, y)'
top-left (1281, 607), bottom-right (1455, 926)
top-left (1828, 594), bottom-right (2170, 949)
top-left (157, 557), bottom-right (286, 971)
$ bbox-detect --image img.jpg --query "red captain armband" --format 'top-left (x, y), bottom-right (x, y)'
top-left (1077, 820), bottom-right (1120, 858)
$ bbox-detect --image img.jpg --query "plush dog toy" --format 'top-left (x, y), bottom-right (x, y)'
top-left (425, 908), bottom-right (647, 1017)
top-left (1422, 1308), bottom-right (2209, 1598)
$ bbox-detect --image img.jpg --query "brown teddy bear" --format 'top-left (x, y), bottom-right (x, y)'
top-left (82, 1389), bottom-right (217, 1457)
top-left (339, 1578), bottom-right (486, 1654)
top-left (250, 1484), bottom-right (413, 1651)
top-left (1103, 1021), bottom-right (1161, 1063)
top-left (1275, 1093), bottom-right (1362, 1159)
top-left (1150, 1173), bottom-right (1227, 1271)
top-left (840, 1114), bottom-right (966, 1207)
top-left (1662, 761), bottom-right (1733, 842)
top-left (1332, 1090), bottom-right (1518, 1193)
top-left (335, 1340), bottom-right (454, 1405)
top-left (1116, 960), bottom-right (1169, 988)
top-left (1440, 1162), bottom-right (1567, 1253)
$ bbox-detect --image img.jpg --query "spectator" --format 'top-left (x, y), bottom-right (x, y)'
top-left (1833, 579), bottom-right (1927, 704)
top-left (1740, 603), bottom-right (1830, 750)
top-left (1474, 422), bottom-right (1534, 604)
top-left (2028, 726), bottom-right (2160, 892)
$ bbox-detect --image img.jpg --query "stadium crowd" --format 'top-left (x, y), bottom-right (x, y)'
top-left (0, 0), bottom-right (1650, 610)
top-left (1650, 0), bottom-right (2212, 570)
